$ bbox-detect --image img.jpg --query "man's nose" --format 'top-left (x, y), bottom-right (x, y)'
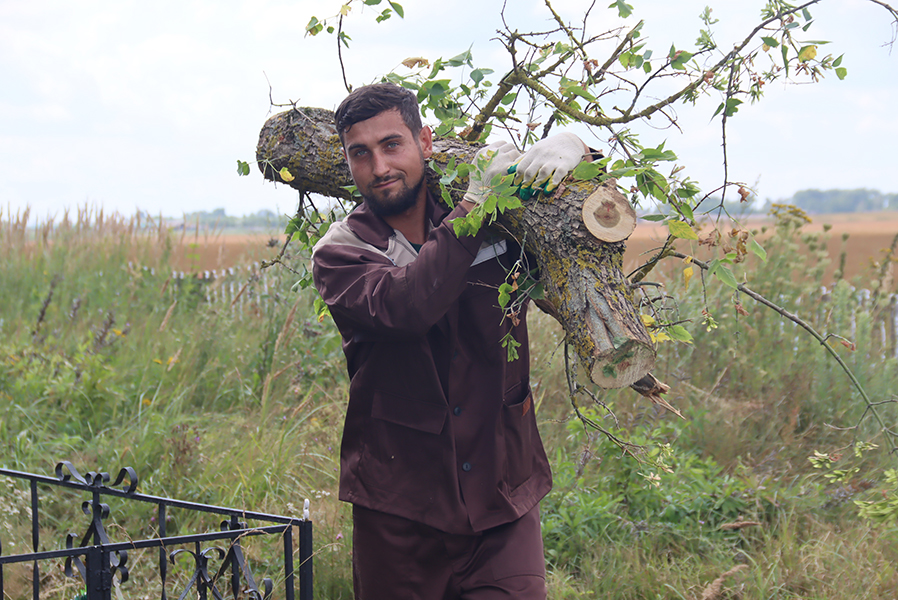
top-left (371, 151), bottom-right (390, 178)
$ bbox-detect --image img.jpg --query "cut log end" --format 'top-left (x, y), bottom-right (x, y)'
top-left (581, 182), bottom-right (637, 243)
top-left (588, 340), bottom-right (656, 388)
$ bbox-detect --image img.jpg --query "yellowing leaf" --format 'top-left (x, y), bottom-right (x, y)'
top-left (401, 57), bottom-right (430, 69)
top-left (798, 45), bottom-right (818, 62)
top-left (668, 220), bottom-right (698, 240)
top-left (339, 3), bottom-right (351, 15)
top-left (684, 265), bottom-right (694, 290)
top-left (650, 330), bottom-right (672, 344)
top-left (641, 313), bottom-right (656, 327)
top-left (279, 167), bottom-right (295, 182)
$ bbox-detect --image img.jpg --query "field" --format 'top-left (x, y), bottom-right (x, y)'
top-left (625, 211), bottom-right (898, 284)
top-left (159, 211), bottom-right (898, 283)
top-left (3, 207), bottom-right (898, 598)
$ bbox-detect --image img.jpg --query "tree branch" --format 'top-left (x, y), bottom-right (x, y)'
top-left (668, 250), bottom-right (898, 452)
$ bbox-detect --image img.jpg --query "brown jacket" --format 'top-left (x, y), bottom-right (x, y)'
top-left (311, 195), bottom-right (551, 534)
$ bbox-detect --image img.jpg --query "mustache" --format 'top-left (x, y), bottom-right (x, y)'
top-left (373, 174), bottom-right (403, 186)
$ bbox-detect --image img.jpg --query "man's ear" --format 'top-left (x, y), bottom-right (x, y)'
top-left (418, 126), bottom-right (433, 159)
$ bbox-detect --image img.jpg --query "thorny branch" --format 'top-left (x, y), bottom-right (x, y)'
top-left (668, 251), bottom-right (898, 453)
top-left (564, 343), bottom-right (642, 458)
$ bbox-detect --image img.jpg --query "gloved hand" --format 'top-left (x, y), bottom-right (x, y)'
top-left (512, 132), bottom-right (587, 194)
top-left (463, 141), bottom-right (521, 205)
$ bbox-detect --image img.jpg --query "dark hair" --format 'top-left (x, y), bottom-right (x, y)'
top-left (335, 83), bottom-right (422, 144)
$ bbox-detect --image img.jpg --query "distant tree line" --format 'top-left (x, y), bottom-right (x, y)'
top-left (702, 188), bottom-right (898, 216)
top-left (178, 190), bottom-right (895, 227)
top-left (167, 208), bottom-right (288, 230)
top-left (758, 189), bottom-right (898, 214)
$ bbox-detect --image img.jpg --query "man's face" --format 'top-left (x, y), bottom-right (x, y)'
top-left (342, 108), bottom-right (433, 218)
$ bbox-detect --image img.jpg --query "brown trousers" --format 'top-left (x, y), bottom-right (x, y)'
top-left (351, 504), bottom-right (547, 600)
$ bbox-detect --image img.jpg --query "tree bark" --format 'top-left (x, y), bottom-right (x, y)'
top-left (257, 106), bottom-right (655, 388)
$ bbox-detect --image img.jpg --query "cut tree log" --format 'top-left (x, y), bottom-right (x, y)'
top-left (257, 106), bottom-right (655, 388)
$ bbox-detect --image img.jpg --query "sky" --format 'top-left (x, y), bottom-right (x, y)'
top-left (1, 0), bottom-right (896, 221)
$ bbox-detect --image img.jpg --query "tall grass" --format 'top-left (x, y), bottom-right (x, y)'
top-left (2, 205), bottom-right (898, 598)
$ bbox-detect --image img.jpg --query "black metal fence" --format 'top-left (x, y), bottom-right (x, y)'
top-left (0, 462), bottom-right (313, 599)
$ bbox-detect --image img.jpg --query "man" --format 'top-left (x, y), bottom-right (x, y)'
top-left (311, 83), bottom-right (588, 599)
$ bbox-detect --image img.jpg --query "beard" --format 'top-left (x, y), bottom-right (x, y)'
top-left (361, 166), bottom-right (425, 218)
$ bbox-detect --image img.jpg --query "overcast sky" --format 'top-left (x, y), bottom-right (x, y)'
top-left (1, 0), bottom-right (896, 221)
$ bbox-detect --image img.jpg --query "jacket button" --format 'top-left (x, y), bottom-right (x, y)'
top-left (453, 406), bottom-right (462, 416)
top-left (462, 462), bottom-right (472, 472)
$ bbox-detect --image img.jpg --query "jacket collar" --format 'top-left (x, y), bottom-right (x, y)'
top-left (345, 191), bottom-right (449, 251)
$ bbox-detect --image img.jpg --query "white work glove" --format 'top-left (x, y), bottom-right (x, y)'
top-left (512, 132), bottom-right (588, 193)
top-left (463, 141), bottom-right (521, 205)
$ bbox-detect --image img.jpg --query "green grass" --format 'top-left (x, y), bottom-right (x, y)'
top-left (3, 206), bottom-right (898, 598)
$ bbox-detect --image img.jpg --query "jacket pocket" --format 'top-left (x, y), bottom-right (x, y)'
top-left (502, 382), bottom-right (534, 491)
top-left (371, 390), bottom-right (447, 434)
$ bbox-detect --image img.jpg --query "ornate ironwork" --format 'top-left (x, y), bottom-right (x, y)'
top-left (0, 462), bottom-right (313, 600)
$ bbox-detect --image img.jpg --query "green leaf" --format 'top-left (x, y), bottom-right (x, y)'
top-left (833, 54), bottom-right (843, 67)
top-left (571, 161), bottom-right (604, 181)
top-left (640, 145), bottom-right (678, 162)
top-left (314, 297), bottom-right (331, 323)
top-left (388, 1), bottom-right (404, 17)
top-left (304, 16), bottom-right (323, 36)
top-left (668, 220), bottom-right (698, 240)
top-left (284, 216), bottom-right (303, 237)
top-left (236, 160), bottom-right (251, 176)
top-left (565, 84), bottom-right (597, 102)
top-left (670, 50), bottom-right (693, 70)
top-left (608, 0), bottom-right (633, 18)
top-left (447, 49), bottom-right (473, 67)
top-left (749, 237), bottom-right (767, 262)
top-left (641, 214), bottom-right (667, 222)
top-left (713, 97), bottom-right (743, 118)
top-left (715, 264), bottom-right (740, 289)
top-left (526, 282), bottom-right (545, 300)
top-left (667, 325), bottom-right (694, 344)
top-left (836, 67), bottom-right (847, 80)
top-left (673, 200), bottom-right (695, 221)
top-left (470, 69), bottom-right (484, 84)
top-left (498, 283), bottom-right (513, 308)
top-left (363, 0), bottom-right (381, 4)
top-left (619, 51), bottom-right (633, 69)
top-left (761, 36), bottom-right (779, 48)
top-left (502, 333), bottom-right (521, 362)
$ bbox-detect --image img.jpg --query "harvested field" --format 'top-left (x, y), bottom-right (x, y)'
top-left (624, 211), bottom-right (898, 284)
top-left (179, 212), bottom-right (898, 285)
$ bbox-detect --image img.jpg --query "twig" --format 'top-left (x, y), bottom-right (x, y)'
top-left (337, 15), bottom-right (351, 93)
top-left (669, 250), bottom-right (898, 452)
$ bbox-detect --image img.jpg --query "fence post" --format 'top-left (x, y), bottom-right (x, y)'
top-left (299, 521), bottom-right (313, 600)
